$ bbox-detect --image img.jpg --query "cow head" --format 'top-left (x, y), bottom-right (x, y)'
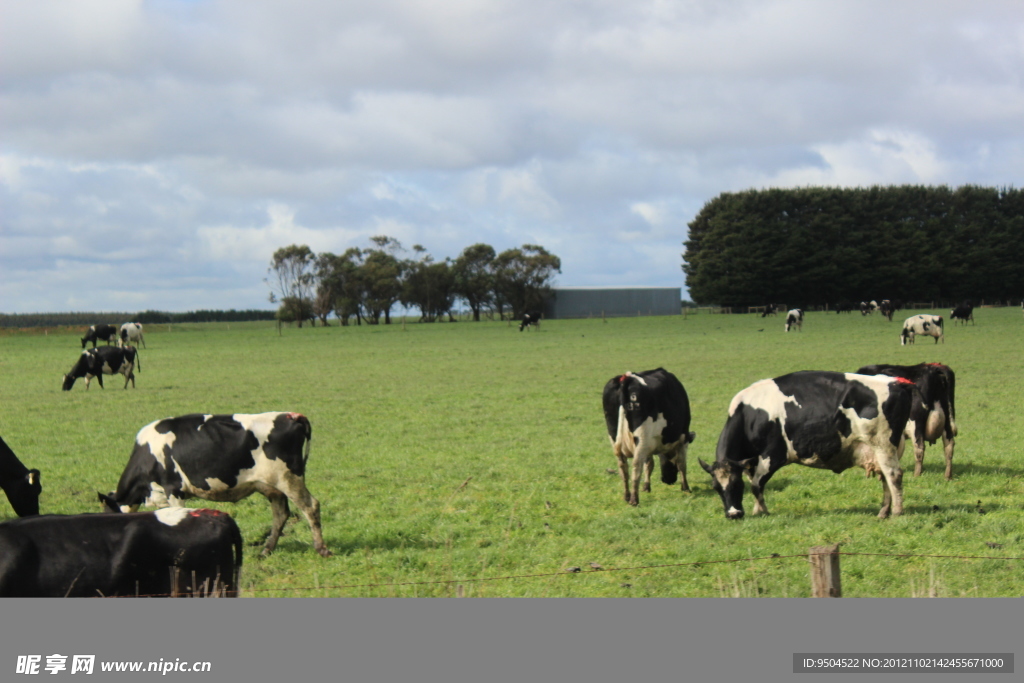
top-left (98, 492), bottom-right (135, 513)
top-left (8, 469), bottom-right (42, 517)
top-left (61, 374), bottom-right (76, 391)
top-left (699, 457), bottom-right (755, 519)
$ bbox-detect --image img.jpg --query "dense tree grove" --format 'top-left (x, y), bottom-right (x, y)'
top-left (682, 185), bottom-right (1024, 307)
top-left (268, 237), bottom-right (561, 325)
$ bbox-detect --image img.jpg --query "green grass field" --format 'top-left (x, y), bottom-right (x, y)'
top-left (1, 308), bottom-right (1021, 597)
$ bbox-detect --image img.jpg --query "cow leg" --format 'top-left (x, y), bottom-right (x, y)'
top-left (261, 490), bottom-right (290, 557)
top-left (613, 445), bottom-right (631, 503)
top-left (628, 450), bottom-right (651, 505)
top-left (942, 434), bottom-right (955, 481)
top-left (669, 443), bottom-right (690, 493)
top-left (875, 462), bottom-right (903, 519)
top-left (642, 456), bottom-right (653, 493)
top-left (288, 486), bottom-right (331, 558)
top-left (912, 434), bottom-right (925, 477)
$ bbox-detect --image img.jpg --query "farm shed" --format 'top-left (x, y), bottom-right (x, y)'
top-left (542, 287), bottom-right (681, 319)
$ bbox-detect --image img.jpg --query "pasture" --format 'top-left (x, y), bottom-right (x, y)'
top-left (1, 308), bottom-right (1021, 597)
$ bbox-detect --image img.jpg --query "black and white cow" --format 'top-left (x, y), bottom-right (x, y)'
top-left (856, 363), bottom-right (958, 480)
top-left (119, 322), bottom-right (146, 348)
top-left (0, 509), bottom-right (242, 597)
top-left (602, 369), bottom-right (696, 506)
top-left (0, 436), bottom-right (41, 518)
top-left (519, 311), bottom-right (542, 331)
top-left (699, 371), bottom-right (916, 520)
top-left (784, 309), bottom-right (803, 332)
top-left (80, 324), bottom-right (118, 349)
top-left (879, 299), bottom-right (896, 322)
top-left (950, 303), bottom-right (974, 326)
top-left (860, 301), bottom-right (875, 316)
top-left (62, 346), bottom-right (139, 391)
top-left (901, 314), bottom-right (944, 345)
top-left (100, 412), bottom-right (330, 557)
top-left (760, 304), bottom-right (778, 318)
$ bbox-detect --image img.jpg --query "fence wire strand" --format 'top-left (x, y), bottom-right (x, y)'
top-left (91, 550), bottom-right (1020, 597)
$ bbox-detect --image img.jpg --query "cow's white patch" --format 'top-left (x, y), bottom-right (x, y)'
top-left (137, 421), bottom-right (178, 469)
top-left (154, 507), bottom-right (190, 526)
top-left (728, 378), bottom-right (800, 418)
top-left (727, 506), bottom-right (742, 516)
top-left (143, 481), bottom-right (170, 508)
top-left (625, 372), bottom-right (647, 387)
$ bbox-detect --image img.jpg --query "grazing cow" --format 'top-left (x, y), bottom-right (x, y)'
top-left (901, 314), bottom-right (944, 345)
top-left (950, 303), bottom-right (974, 326)
top-left (784, 309), bottom-right (803, 332)
top-left (80, 324), bottom-right (118, 349)
top-left (0, 509), bottom-right (242, 597)
top-left (602, 369), bottom-right (696, 505)
top-left (519, 311), bottom-right (542, 331)
top-left (119, 322), bottom-right (146, 348)
top-left (879, 299), bottom-right (896, 322)
top-left (62, 346), bottom-right (139, 391)
top-left (699, 371), bottom-right (916, 520)
top-left (760, 304), bottom-right (778, 318)
top-left (100, 412), bottom-right (330, 557)
top-left (0, 436), bottom-right (41, 518)
top-left (860, 301), bottom-right (876, 316)
top-left (856, 363), bottom-right (958, 480)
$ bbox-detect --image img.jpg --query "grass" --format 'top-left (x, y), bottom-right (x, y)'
top-left (1, 308), bottom-right (1022, 597)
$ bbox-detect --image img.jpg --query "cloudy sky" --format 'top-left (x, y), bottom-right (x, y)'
top-left (2, 0), bottom-right (1022, 313)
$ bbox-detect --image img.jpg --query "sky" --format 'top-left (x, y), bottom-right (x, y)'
top-left (2, 0), bottom-right (1023, 313)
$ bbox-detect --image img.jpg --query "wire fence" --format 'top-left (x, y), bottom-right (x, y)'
top-left (110, 548), bottom-right (1022, 598)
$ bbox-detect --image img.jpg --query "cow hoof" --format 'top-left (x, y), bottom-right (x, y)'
top-left (628, 499), bottom-right (639, 507)
top-left (680, 484), bottom-right (691, 493)
top-left (642, 484), bottom-right (651, 493)
top-left (317, 547), bottom-right (333, 558)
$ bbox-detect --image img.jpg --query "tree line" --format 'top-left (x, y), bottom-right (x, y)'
top-left (0, 310), bottom-right (278, 329)
top-left (266, 238), bottom-right (561, 326)
top-left (682, 185), bottom-right (1024, 307)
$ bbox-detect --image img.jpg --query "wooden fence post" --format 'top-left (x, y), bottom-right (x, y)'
top-left (809, 544), bottom-right (841, 597)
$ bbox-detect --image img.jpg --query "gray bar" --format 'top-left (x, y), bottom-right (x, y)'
top-left (794, 653), bottom-right (1013, 673)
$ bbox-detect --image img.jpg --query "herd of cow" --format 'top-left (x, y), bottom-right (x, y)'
top-left (0, 323), bottom-right (332, 597)
top-left (603, 301), bottom-right (966, 525)
top-left (0, 311), bottom-right (963, 597)
top-left (604, 361), bottom-right (957, 522)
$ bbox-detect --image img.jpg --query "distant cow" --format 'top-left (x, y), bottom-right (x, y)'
top-left (602, 369), bottom-right (696, 506)
top-left (760, 304), bottom-right (778, 318)
top-left (950, 304), bottom-right (974, 326)
top-left (519, 311), bottom-right (542, 331)
top-left (0, 436), bottom-right (41, 518)
top-left (784, 309), bottom-right (803, 332)
top-left (119, 322), bottom-right (146, 348)
top-left (100, 412), bottom-right (330, 557)
top-left (901, 314), bottom-right (944, 345)
top-left (62, 346), bottom-right (139, 391)
top-left (81, 324), bottom-right (118, 349)
top-left (0, 509), bottom-right (241, 597)
top-left (879, 300), bottom-right (896, 321)
top-left (699, 371), bottom-right (916, 520)
top-left (857, 363), bottom-right (958, 479)
top-left (834, 301), bottom-right (854, 314)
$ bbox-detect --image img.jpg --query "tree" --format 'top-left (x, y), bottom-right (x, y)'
top-left (452, 243), bottom-right (495, 321)
top-left (402, 246), bottom-right (456, 322)
top-left (682, 185), bottom-right (1024, 307)
top-left (360, 236), bottom-right (404, 324)
top-left (492, 244), bottom-right (561, 319)
top-left (266, 244), bottom-right (315, 328)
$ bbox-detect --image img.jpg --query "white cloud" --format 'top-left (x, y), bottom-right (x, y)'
top-left (1, 0), bottom-right (1023, 311)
